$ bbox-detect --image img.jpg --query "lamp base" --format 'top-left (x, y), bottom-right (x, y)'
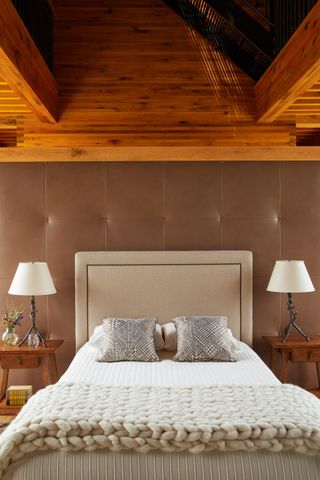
top-left (282, 293), bottom-right (310, 343)
top-left (18, 296), bottom-right (46, 347)
top-left (18, 324), bottom-right (46, 347)
top-left (283, 320), bottom-right (310, 343)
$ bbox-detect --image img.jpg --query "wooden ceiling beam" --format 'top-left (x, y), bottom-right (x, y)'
top-left (0, 0), bottom-right (58, 123)
top-left (0, 117), bottom-right (16, 129)
top-left (255, 2), bottom-right (320, 123)
top-left (296, 116), bottom-right (320, 129)
top-left (0, 146), bottom-right (320, 162)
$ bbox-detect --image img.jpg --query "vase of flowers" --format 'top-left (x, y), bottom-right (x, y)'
top-left (1, 304), bottom-right (23, 346)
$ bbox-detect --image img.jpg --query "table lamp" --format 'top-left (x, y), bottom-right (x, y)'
top-left (267, 260), bottom-right (315, 343)
top-left (8, 262), bottom-right (56, 347)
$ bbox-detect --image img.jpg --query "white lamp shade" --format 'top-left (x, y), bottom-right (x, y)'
top-left (267, 260), bottom-right (315, 293)
top-left (8, 262), bottom-right (56, 296)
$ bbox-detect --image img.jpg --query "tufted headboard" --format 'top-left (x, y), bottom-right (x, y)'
top-left (75, 251), bottom-right (253, 350)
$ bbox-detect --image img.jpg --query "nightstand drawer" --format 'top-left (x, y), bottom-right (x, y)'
top-left (0, 356), bottom-right (40, 369)
top-left (291, 348), bottom-right (320, 362)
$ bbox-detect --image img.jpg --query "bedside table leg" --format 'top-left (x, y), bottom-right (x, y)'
top-left (0, 368), bottom-right (8, 400)
top-left (316, 363), bottom-right (320, 389)
top-left (270, 347), bottom-right (277, 373)
top-left (279, 351), bottom-right (289, 383)
top-left (40, 357), bottom-right (51, 387)
top-left (48, 354), bottom-right (58, 384)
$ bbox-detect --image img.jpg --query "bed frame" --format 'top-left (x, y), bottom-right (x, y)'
top-left (75, 250), bottom-right (253, 350)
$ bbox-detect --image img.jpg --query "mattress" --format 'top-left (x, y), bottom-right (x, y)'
top-left (4, 342), bottom-right (320, 480)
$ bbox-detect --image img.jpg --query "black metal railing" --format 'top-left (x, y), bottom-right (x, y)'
top-left (164, 0), bottom-right (318, 81)
top-left (11, 0), bottom-right (53, 71)
top-left (272, 0), bottom-right (318, 54)
top-left (239, 0), bottom-right (273, 27)
top-left (164, 0), bottom-right (273, 80)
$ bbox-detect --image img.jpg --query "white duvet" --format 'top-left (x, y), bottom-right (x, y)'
top-left (59, 340), bottom-right (280, 386)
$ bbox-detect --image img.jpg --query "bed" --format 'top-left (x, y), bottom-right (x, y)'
top-left (2, 251), bottom-right (320, 480)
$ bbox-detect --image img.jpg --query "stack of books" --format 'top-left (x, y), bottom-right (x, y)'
top-left (6, 385), bottom-right (32, 406)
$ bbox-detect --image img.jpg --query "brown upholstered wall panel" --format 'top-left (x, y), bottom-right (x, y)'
top-left (0, 162), bottom-right (319, 390)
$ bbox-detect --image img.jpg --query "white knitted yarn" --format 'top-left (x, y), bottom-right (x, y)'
top-left (0, 383), bottom-right (320, 478)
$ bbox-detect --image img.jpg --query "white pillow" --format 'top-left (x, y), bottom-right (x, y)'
top-left (162, 322), bottom-right (177, 351)
top-left (88, 324), bottom-right (104, 350)
top-left (89, 322), bottom-right (164, 351)
top-left (227, 328), bottom-right (242, 352)
top-left (162, 321), bottom-right (242, 353)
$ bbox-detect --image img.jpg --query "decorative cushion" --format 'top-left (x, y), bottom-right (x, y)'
top-left (89, 322), bottom-right (164, 351)
top-left (98, 317), bottom-right (160, 362)
top-left (173, 316), bottom-right (235, 362)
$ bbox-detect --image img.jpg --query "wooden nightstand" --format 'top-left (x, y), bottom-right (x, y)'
top-left (263, 335), bottom-right (320, 397)
top-left (0, 339), bottom-right (63, 414)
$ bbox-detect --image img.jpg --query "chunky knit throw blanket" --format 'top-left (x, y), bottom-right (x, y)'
top-left (1, 383), bottom-right (320, 478)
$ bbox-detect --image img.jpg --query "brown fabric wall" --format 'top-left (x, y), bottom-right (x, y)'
top-left (1, 162), bottom-right (319, 390)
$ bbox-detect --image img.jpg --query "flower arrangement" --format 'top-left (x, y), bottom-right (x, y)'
top-left (2, 304), bottom-right (23, 332)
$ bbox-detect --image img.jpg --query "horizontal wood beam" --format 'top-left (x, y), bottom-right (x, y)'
top-left (296, 115), bottom-right (320, 129)
top-left (0, 146), bottom-right (320, 162)
top-left (0, 0), bottom-right (58, 123)
top-left (0, 117), bottom-right (16, 129)
top-left (255, 2), bottom-right (320, 123)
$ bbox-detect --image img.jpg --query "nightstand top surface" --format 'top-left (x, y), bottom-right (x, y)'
top-left (263, 335), bottom-right (320, 348)
top-left (0, 339), bottom-right (63, 353)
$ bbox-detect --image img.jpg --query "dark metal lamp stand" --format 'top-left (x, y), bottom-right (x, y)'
top-left (18, 296), bottom-right (46, 347)
top-left (283, 292), bottom-right (310, 343)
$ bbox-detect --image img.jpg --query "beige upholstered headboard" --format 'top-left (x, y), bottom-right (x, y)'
top-left (75, 251), bottom-right (253, 350)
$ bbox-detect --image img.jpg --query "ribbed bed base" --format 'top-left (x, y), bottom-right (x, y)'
top-left (4, 450), bottom-right (320, 480)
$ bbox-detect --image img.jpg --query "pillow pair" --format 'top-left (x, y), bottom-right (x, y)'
top-left (97, 316), bottom-right (236, 363)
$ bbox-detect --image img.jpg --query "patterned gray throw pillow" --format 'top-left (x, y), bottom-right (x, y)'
top-left (173, 316), bottom-right (236, 362)
top-left (98, 317), bottom-right (160, 362)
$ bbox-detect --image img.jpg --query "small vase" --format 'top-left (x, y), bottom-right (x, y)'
top-left (2, 328), bottom-right (19, 346)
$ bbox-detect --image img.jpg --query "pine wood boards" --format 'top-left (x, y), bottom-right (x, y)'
top-left (0, 145), bottom-right (320, 161)
top-left (18, 0), bottom-right (294, 149)
top-left (0, 0), bottom-right (58, 124)
top-left (255, 2), bottom-right (320, 123)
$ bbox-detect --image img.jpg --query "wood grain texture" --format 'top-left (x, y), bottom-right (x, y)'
top-left (7, 0), bottom-right (320, 152)
top-left (0, 78), bottom-right (30, 116)
top-left (0, 0), bottom-right (58, 124)
top-left (0, 77), bottom-right (29, 146)
top-left (255, 1), bottom-right (320, 123)
top-left (16, 0), bottom-right (294, 150)
top-left (0, 146), bottom-right (320, 161)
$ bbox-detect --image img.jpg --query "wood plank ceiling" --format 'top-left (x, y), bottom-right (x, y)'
top-left (0, 0), bottom-right (319, 153)
top-left (255, 1), bottom-right (320, 145)
top-left (0, 0), bottom-right (296, 149)
top-left (0, 76), bottom-right (29, 147)
top-left (0, 0), bottom-right (58, 124)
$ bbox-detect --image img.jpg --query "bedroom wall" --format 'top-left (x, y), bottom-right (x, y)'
top-left (1, 161), bottom-right (319, 390)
